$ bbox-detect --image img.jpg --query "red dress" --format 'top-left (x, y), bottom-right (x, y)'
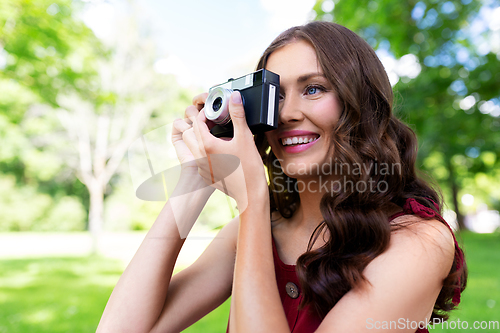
top-left (227, 198), bottom-right (465, 332)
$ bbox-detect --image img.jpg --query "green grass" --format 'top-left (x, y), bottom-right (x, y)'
top-left (0, 255), bottom-right (231, 333)
top-left (429, 231), bottom-right (500, 332)
top-left (0, 231), bottom-right (498, 332)
top-left (183, 299), bottom-right (231, 333)
top-left (0, 256), bottom-right (123, 333)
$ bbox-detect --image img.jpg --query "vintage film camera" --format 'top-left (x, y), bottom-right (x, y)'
top-left (204, 69), bottom-right (280, 138)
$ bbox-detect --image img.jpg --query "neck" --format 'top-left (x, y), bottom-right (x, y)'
top-left (291, 174), bottom-right (402, 229)
top-left (291, 174), bottom-right (337, 232)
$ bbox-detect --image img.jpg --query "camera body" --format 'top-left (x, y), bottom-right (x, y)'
top-left (204, 69), bottom-right (280, 138)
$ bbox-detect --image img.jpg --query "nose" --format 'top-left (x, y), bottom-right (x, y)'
top-left (278, 96), bottom-right (304, 125)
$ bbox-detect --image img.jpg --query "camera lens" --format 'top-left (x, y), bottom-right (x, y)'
top-left (213, 97), bottom-right (223, 112)
top-left (204, 87), bottom-right (233, 126)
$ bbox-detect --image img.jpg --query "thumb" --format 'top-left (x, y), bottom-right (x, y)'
top-left (228, 91), bottom-right (250, 137)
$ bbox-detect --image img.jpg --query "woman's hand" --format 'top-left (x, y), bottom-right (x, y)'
top-left (182, 91), bottom-right (269, 211)
top-left (171, 93), bottom-right (208, 170)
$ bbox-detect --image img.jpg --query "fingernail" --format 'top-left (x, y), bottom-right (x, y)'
top-left (231, 91), bottom-right (242, 104)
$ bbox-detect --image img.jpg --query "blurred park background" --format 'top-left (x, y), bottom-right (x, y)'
top-left (0, 0), bottom-right (499, 332)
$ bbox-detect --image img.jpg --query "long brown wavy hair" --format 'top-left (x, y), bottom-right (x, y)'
top-left (254, 22), bottom-right (467, 322)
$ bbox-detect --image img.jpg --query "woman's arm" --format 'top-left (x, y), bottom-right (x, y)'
top-left (315, 216), bottom-right (455, 333)
top-left (97, 176), bottom-right (214, 333)
top-left (187, 91), bottom-right (290, 332)
top-left (150, 214), bottom-right (240, 333)
top-left (229, 193), bottom-right (290, 333)
top-left (98, 92), bottom-right (236, 333)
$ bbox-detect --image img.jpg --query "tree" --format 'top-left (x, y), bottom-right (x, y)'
top-left (0, 0), bottom-right (184, 243)
top-left (314, 0), bottom-right (500, 228)
top-left (0, 0), bottom-right (104, 231)
top-left (56, 15), bottom-right (181, 249)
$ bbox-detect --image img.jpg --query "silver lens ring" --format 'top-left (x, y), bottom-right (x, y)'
top-left (205, 87), bottom-right (233, 126)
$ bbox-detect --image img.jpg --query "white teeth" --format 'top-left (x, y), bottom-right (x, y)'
top-left (281, 136), bottom-right (318, 146)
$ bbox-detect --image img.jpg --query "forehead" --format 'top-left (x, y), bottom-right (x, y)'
top-left (265, 40), bottom-right (322, 79)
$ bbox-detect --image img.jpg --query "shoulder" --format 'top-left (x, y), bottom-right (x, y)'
top-left (316, 215), bottom-right (456, 331)
top-left (388, 214), bottom-right (456, 277)
top-left (362, 215), bottom-right (456, 312)
top-left (357, 214), bottom-right (456, 305)
top-left (365, 214), bottom-right (455, 278)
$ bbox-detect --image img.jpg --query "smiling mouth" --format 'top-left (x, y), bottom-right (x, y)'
top-left (281, 135), bottom-right (320, 146)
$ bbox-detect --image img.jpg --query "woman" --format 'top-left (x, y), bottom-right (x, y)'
top-left (97, 22), bottom-right (466, 333)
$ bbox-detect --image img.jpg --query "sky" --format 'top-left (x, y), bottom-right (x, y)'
top-left (81, 0), bottom-right (500, 99)
top-left (82, 0), bottom-right (316, 90)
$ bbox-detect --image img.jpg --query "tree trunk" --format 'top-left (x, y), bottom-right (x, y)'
top-left (447, 159), bottom-right (466, 230)
top-left (88, 180), bottom-right (104, 254)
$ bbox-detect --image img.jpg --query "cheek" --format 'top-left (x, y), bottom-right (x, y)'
top-left (265, 131), bottom-right (273, 142)
top-left (265, 131), bottom-right (275, 146)
top-left (310, 96), bottom-right (341, 127)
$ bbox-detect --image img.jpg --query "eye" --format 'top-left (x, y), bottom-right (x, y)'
top-left (278, 91), bottom-right (285, 102)
top-left (305, 85), bottom-right (325, 96)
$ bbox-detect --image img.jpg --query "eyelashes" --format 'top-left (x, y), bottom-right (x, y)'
top-left (279, 84), bottom-right (328, 101)
top-left (304, 85), bottom-right (327, 96)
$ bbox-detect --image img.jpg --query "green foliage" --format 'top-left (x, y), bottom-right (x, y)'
top-left (0, 78), bottom-right (39, 123)
top-left (0, 0), bottom-right (194, 232)
top-left (0, 99), bottom-right (90, 231)
top-left (0, 175), bottom-right (86, 231)
top-left (315, 0), bottom-right (482, 58)
top-left (0, 0), bottom-right (103, 107)
top-left (314, 0), bottom-right (500, 217)
top-left (0, 0), bottom-right (102, 231)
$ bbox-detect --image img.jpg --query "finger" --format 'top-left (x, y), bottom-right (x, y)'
top-left (228, 91), bottom-right (251, 139)
top-left (185, 105), bottom-right (200, 123)
top-left (171, 121), bottom-right (196, 164)
top-left (191, 113), bottom-right (222, 185)
top-left (182, 127), bottom-right (205, 160)
top-left (192, 92), bottom-right (209, 111)
top-left (196, 108), bottom-right (218, 142)
top-left (172, 118), bottom-right (192, 134)
top-left (191, 110), bottom-right (212, 154)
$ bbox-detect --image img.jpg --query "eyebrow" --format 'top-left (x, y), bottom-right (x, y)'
top-left (297, 73), bottom-right (327, 82)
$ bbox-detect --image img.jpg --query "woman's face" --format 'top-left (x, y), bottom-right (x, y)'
top-left (265, 40), bottom-right (342, 178)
